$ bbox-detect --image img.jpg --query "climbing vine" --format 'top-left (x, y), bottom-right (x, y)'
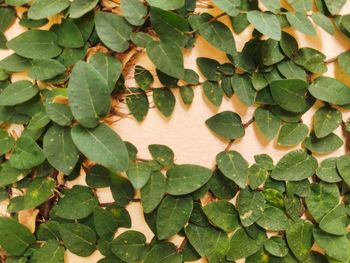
top-left (0, 0), bottom-right (350, 262)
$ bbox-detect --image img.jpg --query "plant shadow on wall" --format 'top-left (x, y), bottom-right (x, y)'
top-left (1, 0), bottom-right (350, 263)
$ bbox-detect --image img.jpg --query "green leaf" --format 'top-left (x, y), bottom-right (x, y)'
top-left (254, 107), bottom-right (280, 140)
top-left (146, 0), bottom-right (184, 10)
top-left (313, 228), bottom-right (350, 262)
top-left (130, 32), bottom-right (153, 48)
top-left (209, 170), bottom-right (238, 200)
top-left (144, 242), bottom-right (182, 263)
top-left (286, 12), bottom-right (316, 36)
top-left (202, 81), bottom-right (223, 107)
top-left (338, 51), bottom-right (350, 75)
top-left (127, 162), bottom-right (151, 189)
top-left (67, 61), bottom-right (111, 128)
top-left (28, 0), bottom-right (69, 19)
top-left (134, 65), bottom-right (154, 91)
top-left (262, 39), bottom-right (285, 66)
top-left (216, 150), bottom-right (248, 188)
top-left (146, 40), bottom-right (184, 79)
top-left (196, 57), bottom-right (221, 82)
top-left (264, 237), bottom-right (288, 257)
top-left (286, 221), bottom-right (314, 261)
top-left (0, 161), bottom-right (30, 186)
top-left (10, 136), bottom-right (45, 169)
top-left (95, 12), bottom-right (132, 53)
top-left (0, 80), bottom-right (38, 106)
top-left (185, 224), bottom-right (229, 262)
top-left (0, 31), bottom-right (7, 50)
top-left (141, 171), bottom-right (166, 213)
top-left (212, 0), bottom-right (240, 16)
top-left (337, 155), bottom-right (350, 186)
top-left (110, 174), bottom-right (135, 206)
top-left (7, 30), bottom-right (62, 59)
top-left (271, 150), bottom-right (318, 181)
top-left (304, 133), bottom-right (343, 154)
top-left (248, 164), bottom-right (269, 190)
top-left (150, 7), bottom-right (189, 47)
top-left (86, 165), bottom-right (112, 188)
top-left (198, 20), bottom-right (236, 55)
top-left (311, 13), bottom-right (334, 34)
top-left (69, 0), bottom-right (99, 18)
top-left (277, 60), bottom-right (307, 80)
top-left (0, 217), bottom-right (35, 256)
top-left (247, 11), bottom-right (281, 41)
top-left (0, 7), bottom-right (16, 31)
top-left (0, 129), bottom-right (14, 155)
top-left (71, 124), bottom-right (129, 172)
top-left (153, 88), bottom-right (176, 117)
top-left (94, 207), bottom-right (118, 241)
top-left (205, 111), bottom-right (245, 140)
top-left (121, 0), bottom-right (147, 26)
top-left (51, 19), bottom-right (84, 48)
top-left (270, 79), bottom-right (308, 112)
top-left (45, 101), bottom-right (73, 126)
top-left (277, 123), bottom-right (308, 146)
top-left (110, 231), bottom-right (147, 262)
top-left (28, 59), bottom-right (66, 80)
top-left (59, 223), bottom-right (96, 257)
top-left (309, 76), bottom-right (350, 105)
top-left (166, 164), bottom-right (212, 195)
top-left (231, 74), bottom-right (256, 106)
top-left (319, 204), bottom-right (347, 235)
top-left (227, 226), bottom-right (266, 260)
top-left (203, 201), bottom-right (239, 232)
top-left (126, 90), bottom-right (149, 122)
top-left (237, 188), bottom-right (265, 227)
top-left (305, 182), bottom-right (339, 222)
top-left (43, 125), bottom-right (79, 175)
top-left (293, 47), bottom-right (326, 73)
top-left (313, 106), bottom-right (342, 138)
top-left (55, 185), bottom-right (99, 220)
top-left (316, 157), bottom-right (342, 183)
top-left (156, 195), bottom-right (193, 239)
top-left (256, 206), bottom-right (290, 231)
top-left (31, 240), bottom-right (65, 263)
top-left (324, 0), bottom-right (346, 15)
top-left (286, 0), bottom-right (312, 13)
top-left (8, 177), bottom-right (55, 212)
top-left (148, 144), bottom-right (174, 167)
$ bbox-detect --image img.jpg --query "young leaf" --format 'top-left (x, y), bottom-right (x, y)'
top-left (146, 40), bottom-right (184, 79)
top-left (216, 151), bottom-right (248, 188)
top-left (247, 11), bottom-right (281, 41)
top-left (7, 30), bottom-right (62, 59)
top-left (270, 150), bottom-right (318, 181)
top-left (71, 124), bottom-right (129, 172)
top-left (156, 195), bottom-right (193, 239)
top-left (68, 61), bottom-right (111, 128)
top-left (43, 125), bottom-right (79, 175)
top-left (95, 12), bottom-right (132, 53)
top-left (166, 164), bottom-right (212, 195)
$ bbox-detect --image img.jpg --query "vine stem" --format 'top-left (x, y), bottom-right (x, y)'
top-left (325, 56), bottom-right (338, 65)
top-left (225, 117), bottom-right (255, 152)
top-left (177, 237), bottom-right (188, 252)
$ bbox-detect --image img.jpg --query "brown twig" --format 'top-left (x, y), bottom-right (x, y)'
top-left (225, 117), bottom-right (255, 152)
